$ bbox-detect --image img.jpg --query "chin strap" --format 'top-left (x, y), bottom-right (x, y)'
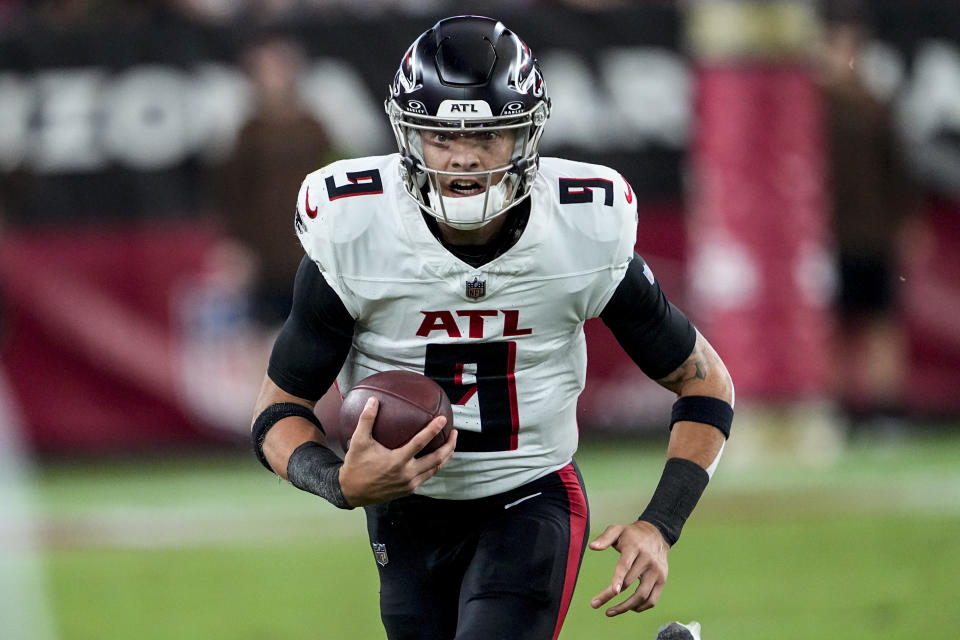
top-left (401, 154), bottom-right (422, 175)
top-left (510, 155), bottom-right (532, 175)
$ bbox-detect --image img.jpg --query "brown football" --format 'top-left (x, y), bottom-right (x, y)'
top-left (337, 370), bottom-right (454, 456)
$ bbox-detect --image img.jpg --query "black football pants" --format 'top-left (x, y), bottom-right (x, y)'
top-left (363, 461), bottom-right (590, 640)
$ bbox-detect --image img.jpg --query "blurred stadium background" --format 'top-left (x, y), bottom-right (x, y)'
top-left (1, 1), bottom-right (959, 638)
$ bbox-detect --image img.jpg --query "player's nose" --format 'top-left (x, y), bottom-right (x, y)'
top-left (447, 137), bottom-right (482, 170)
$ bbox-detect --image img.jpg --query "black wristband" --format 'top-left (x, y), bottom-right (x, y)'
top-left (638, 457), bottom-right (709, 546)
top-left (286, 441), bottom-right (353, 510)
top-left (671, 395), bottom-right (733, 439)
top-left (252, 403), bottom-right (325, 472)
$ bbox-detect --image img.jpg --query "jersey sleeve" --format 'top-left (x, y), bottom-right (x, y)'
top-left (293, 167), bottom-right (361, 318)
top-left (600, 253), bottom-right (696, 380)
top-left (536, 160), bottom-right (641, 320)
top-left (267, 254), bottom-right (356, 400)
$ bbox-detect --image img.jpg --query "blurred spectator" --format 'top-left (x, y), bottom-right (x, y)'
top-left (818, 1), bottom-right (920, 426)
top-left (558, 0), bottom-right (631, 9)
top-left (215, 33), bottom-right (337, 328)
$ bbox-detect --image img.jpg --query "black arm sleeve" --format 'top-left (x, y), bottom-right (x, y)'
top-left (600, 253), bottom-right (697, 380)
top-left (266, 254), bottom-right (356, 400)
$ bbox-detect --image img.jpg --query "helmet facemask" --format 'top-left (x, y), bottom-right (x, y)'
top-left (387, 101), bottom-right (549, 230)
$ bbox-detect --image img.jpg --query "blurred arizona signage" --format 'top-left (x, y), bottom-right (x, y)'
top-left (1, 2), bottom-right (960, 454)
top-left (0, 7), bottom-right (687, 221)
top-left (0, 4), bottom-right (958, 219)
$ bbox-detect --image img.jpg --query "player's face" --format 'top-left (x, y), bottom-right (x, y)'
top-left (420, 129), bottom-right (516, 197)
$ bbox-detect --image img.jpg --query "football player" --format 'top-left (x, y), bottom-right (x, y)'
top-left (251, 15), bottom-right (734, 640)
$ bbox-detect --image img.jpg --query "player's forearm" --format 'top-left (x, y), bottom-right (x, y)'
top-left (262, 417), bottom-right (326, 479)
top-left (638, 332), bottom-right (733, 544)
top-left (656, 330), bottom-right (733, 466)
top-left (251, 378), bottom-right (351, 509)
top-left (656, 330), bottom-right (734, 404)
top-left (666, 421), bottom-right (726, 471)
top-left (251, 375), bottom-right (323, 478)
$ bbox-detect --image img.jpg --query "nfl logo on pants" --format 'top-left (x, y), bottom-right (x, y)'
top-left (465, 277), bottom-right (486, 299)
top-left (372, 543), bottom-right (389, 566)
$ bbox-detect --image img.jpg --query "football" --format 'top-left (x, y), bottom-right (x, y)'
top-left (337, 370), bottom-right (454, 455)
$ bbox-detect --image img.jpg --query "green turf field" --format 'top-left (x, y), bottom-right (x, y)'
top-left (23, 428), bottom-right (960, 639)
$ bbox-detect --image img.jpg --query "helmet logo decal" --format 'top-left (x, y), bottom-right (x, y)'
top-left (532, 69), bottom-right (545, 97)
top-left (406, 100), bottom-right (428, 115)
top-left (437, 100), bottom-right (493, 118)
top-left (508, 37), bottom-right (542, 97)
top-left (501, 101), bottom-right (524, 116)
top-left (392, 40), bottom-right (421, 96)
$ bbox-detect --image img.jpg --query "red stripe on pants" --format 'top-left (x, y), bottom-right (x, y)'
top-left (552, 463), bottom-right (589, 640)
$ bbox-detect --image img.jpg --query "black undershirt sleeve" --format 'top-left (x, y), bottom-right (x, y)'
top-left (600, 253), bottom-right (697, 380)
top-left (267, 254), bottom-right (356, 400)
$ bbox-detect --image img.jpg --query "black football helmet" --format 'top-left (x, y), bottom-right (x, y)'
top-left (385, 16), bottom-right (550, 229)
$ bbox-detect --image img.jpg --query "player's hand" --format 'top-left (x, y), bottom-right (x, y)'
top-left (588, 520), bottom-right (670, 616)
top-left (339, 397), bottom-right (457, 507)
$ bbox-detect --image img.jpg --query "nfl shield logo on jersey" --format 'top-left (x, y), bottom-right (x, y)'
top-left (465, 276), bottom-right (486, 299)
top-left (372, 542), bottom-right (389, 566)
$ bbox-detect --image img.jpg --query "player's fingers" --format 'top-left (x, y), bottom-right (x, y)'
top-left (631, 571), bottom-right (659, 609)
top-left (399, 415), bottom-right (447, 458)
top-left (616, 571), bottom-right (666, 616)
top-left (605, 590), bottom-right (644, 617)
top-left (620, 558), bottom-right (648, 593)
top-left (599, 548), bottom-right (661, 615)
top-left (410, 428), bottom-right (457, 476)
top-left (588, 525), bottom-right (629, 607)
top-left (435, 429), bottom-right (458, 466)
top-left (408, 433), bottom-right (458, 490)
top-left (351, 396), bottom-right (379, 441)
top-left (604, 577), bottom-right (657, 617)
top-left (632, 579), bottom-right (666, 613)
top-left (610, 543), bottom-right (641, 591)
top-left (590, 551), bottom-right (638, 609)
top-left (588, 524), bottom-right (623, 551)
top-left (589, 584), bottom-right (620, 609)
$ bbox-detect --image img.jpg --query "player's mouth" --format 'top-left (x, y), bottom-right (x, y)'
top-left (443, 178), bottom-right (485, 197)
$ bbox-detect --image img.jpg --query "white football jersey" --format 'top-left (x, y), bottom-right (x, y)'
top-left (295, 154), bottom-right (637, 500)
